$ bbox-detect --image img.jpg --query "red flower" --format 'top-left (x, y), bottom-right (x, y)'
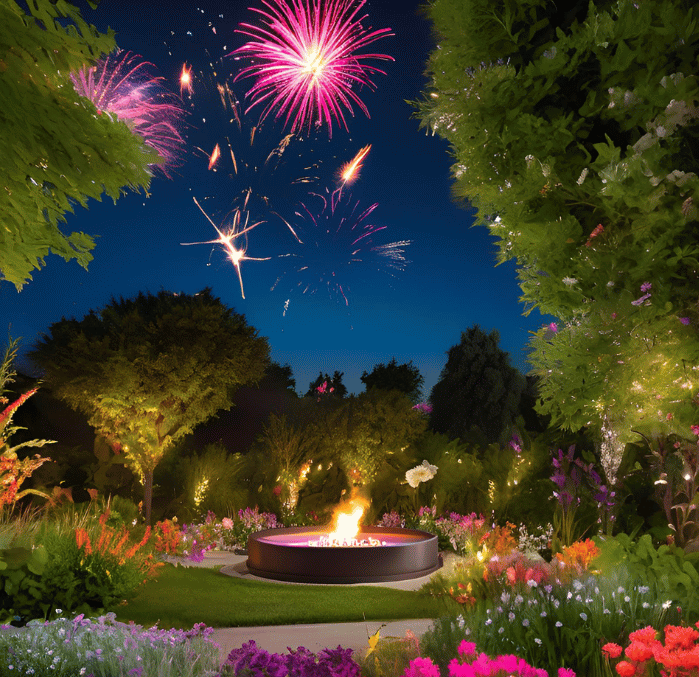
top-left (615, 660), bottom-right (636, 677)
top-left (602, 643), bottom-right (623, 659)
top-left (663, 625), bottom-right (699, 651)
top-left (625, 642), bottom-right (654, 663)
top-left (629, 627), bottom-right (659, 646)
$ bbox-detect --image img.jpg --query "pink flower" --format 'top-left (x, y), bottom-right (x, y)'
top-left (221, 517), bottom-right (234, 529)
top-left (691, 425), bottom-right (699, 437)
top-left (448, 659), bottom-right (474, 677)
top-left (457, 641), bottom-right (477, 658)
top-left (548, 322), bottom-right (558, 332)
top-left (403, 657), bottom-right (440, 677)
top-left (558, 669), bottom-right (576, 677)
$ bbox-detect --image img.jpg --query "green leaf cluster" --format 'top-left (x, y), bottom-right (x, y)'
top-left (415, 0), bottom-right (699, 446)
top-left (0, 0), bottom-right (157, 289)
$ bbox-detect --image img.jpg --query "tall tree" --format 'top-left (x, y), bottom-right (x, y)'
top-left (415, 0), bottom-right (699, 484)
top-left (429, 326), bottom-right (525, 445)
top-left (29, 289), bottom-right (270, 522)
top-left (305, 371), bottom-right (348, 399)
top-left (0, 0), bottom-right (165, 290)
top-left (360, 358), bottom-right (424, 403)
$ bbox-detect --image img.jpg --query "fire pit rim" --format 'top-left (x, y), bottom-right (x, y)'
top-left (245, 525), bottom-right (442, 584)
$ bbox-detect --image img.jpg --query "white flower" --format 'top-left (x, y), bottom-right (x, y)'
top-left (576, 168), bottom-right (588, 185)
top-left (562, 277), bottom-right (578, 286)
top-left (535, 638), bottom-right (542, 645)
top-left (662, 600), bottom-right (672, 609)
top-left (556, 621), bottom-right (563, 627)
top-left (405, 461), bottom-right (437, 488)
top-left (580, 613), bottom-right (588, 621)
top-left (522, 619), bottom-right (530, 627)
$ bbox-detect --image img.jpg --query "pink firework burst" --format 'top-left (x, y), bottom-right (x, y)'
top-left (71, 50), bottom-right (187, 177)
top-left (230, 0), bottom-right (393, 137)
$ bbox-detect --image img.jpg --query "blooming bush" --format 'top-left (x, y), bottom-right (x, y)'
top-left (402, 640), bottom-right (576, 677)
top-left (221, 639), bottom-right (361, 677)
top-left (224, 507), bottom-right (278, 551)
top-left (0, 612), bottom-right (220, 677)
top-left (603, 621), bottom-right (699, 677)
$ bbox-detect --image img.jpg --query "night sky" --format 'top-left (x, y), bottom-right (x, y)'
top-left (1, 0), bottom-right (552, 397)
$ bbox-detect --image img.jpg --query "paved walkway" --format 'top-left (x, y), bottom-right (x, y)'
top-left (164, 550), bottom-right (445, 665)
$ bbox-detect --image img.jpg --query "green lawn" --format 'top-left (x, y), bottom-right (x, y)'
top-left (115, 564), bottom-right (443, 629)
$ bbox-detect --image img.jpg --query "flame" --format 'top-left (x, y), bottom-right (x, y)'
top-left (327, 497), bottom-right (368, 543)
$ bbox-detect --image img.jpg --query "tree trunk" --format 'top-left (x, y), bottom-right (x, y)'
top-left (144, 468), bottom-right (154, 525)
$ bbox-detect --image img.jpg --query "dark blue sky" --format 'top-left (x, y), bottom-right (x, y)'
top-left (1, 0), bottom-right (551, 397)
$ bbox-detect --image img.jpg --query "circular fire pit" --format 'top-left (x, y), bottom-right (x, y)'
top-left (246, 526), bottom-right (441, 584)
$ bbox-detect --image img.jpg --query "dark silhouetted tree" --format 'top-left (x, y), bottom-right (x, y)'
top-left (30, 288), bottom-right (270, 523)
top-left (429, 325), bottom-right (525, 445)
top-left (360, 358), bottom-right (424, 403)
top-left (305, 371), bottom-right (347, 399)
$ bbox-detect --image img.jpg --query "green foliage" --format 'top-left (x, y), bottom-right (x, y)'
top-left (29, 288), bottom-right (270, 522)
top-left (415, 0), bottom-right (699, 451)
top-left (179, 444), bottom-right (247, 520)
top-left (360, 358), bottom-right (425, 403)
top-left (429, 325), bottom-right (526, 445)
top-left (0, 0), bottom-right (157, 289)
top-left (410, 432), bottom-right (483, 515)
top-left (593, 532), bottom-right (699, 618)
top-left (0, 544), bottom-right (49, 625)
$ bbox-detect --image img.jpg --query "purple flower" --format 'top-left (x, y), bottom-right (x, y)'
top-left (631, 293), bottom-right (651, 306)
top-left (640, 282), bottom-right (652, 292)
top-left (680, 317), bottom-right (691, 325)
top-left (551, 471), bottom-right (567, 489)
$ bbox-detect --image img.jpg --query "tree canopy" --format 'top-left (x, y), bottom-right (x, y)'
top-left (415, 0), bottom-right (699, 480)
top-left (305, 371), bottom-right (348, 399)
top-left (29, 288), bottom-right (270, 522)
top-left (429, 325), bottom-right (525, 445)
top-left (0, 0), bottom-right (158, 290)
top-left (360, 358), bottom-right (424, 403)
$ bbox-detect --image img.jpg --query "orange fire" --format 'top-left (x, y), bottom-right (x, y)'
top-left (327, 496), bottom-right (368, 543)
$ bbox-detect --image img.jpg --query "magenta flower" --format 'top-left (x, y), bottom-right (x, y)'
top-left (547, 322), bottom-right (558, 332)
top-left (403, 657), bottom-right (440, 677)
top-left (231, 0), bottom-right (393, 136)
top-left (558, 669), bottom-right (576, 677)
top-left (640, 281), bottom-right (652, 292)
top-left (457, 641), bottom-right (477, 658)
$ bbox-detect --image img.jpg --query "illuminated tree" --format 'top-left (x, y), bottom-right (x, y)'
top-left (326, 389), bottom-right (427, 486)
top-left (29, 289), bottom-right (270, 522)
top-left (360, 358), bottom-right (424, 403)
top-left (0, 0), bottom-right (159, 290)
top-left (415, 0), bottom-right (699, 482)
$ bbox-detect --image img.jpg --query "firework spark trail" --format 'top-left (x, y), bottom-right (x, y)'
top-left (182, 197), bottom-right (270, 299)
top-left (71, 50), bottom-right (187, 177)
top-left (230, 0), bottom-right (393, 136)
top-left (179, 63), bottom-right (193, 96)
top-left (272, 187), bottom-right (410, 307)
top-left (339, 143), bottom-right (371, 186)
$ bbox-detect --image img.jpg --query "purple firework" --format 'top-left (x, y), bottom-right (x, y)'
top-left (71, 50), bottom-right (187, 177)
top-left (274, 187), bottom-right (410, 306)
top-left (230, 0), bottom-right (393, 137)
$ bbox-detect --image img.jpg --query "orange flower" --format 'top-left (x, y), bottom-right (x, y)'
top-left (555, 539), bottom-right (600, 572)
top-left (75, 528), bottom-right (92, 554)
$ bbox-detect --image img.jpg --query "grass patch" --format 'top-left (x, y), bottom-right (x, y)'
top-left (116, 564), bottom-right (442, 629)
